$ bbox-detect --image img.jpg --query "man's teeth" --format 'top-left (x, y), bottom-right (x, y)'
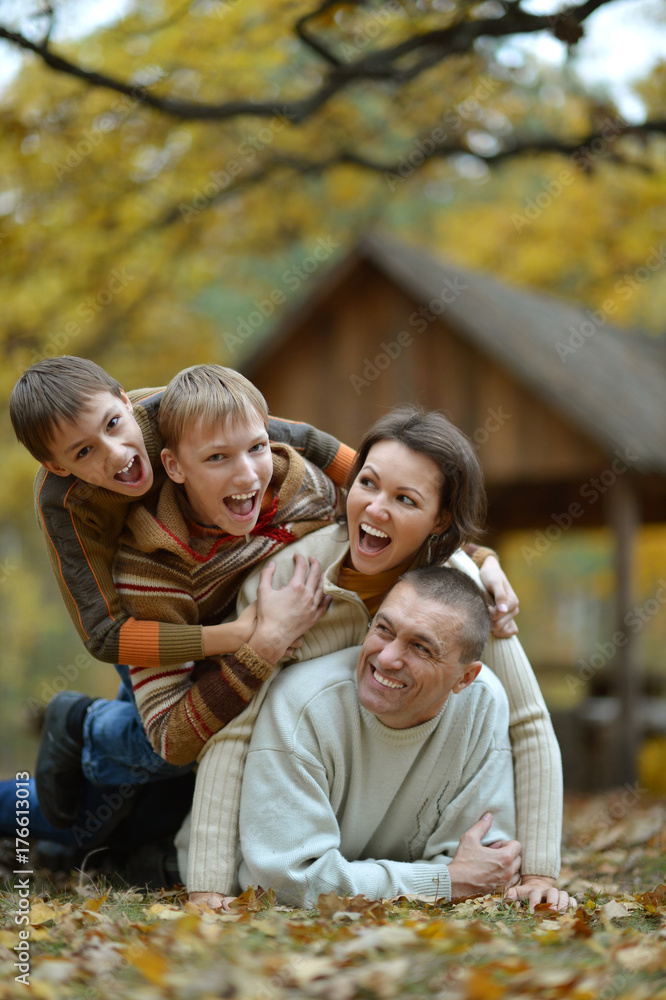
top-left (373, 667), bottom-right (404, 690)
top-left (229, 492), bottom-right (256, 500)
top-left (117, 458), bottom-right (135, 474)
top-left (361, 523), bottom-right (389, 539)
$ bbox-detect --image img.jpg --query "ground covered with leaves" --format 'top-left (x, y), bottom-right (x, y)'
top-left (0, 791), bottom-right (664, 1000)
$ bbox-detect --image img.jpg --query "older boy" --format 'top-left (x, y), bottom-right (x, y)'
top-left (10, 357), bottom-right (354, 826)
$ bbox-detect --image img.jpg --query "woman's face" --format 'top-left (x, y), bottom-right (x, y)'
top-left (346, 439), bottom-right (449, 575)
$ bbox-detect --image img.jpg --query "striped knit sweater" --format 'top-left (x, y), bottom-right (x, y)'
top-left (113, 444), bottom-right (344, 764)
top-left (34, 386), bottom-right (354, 668)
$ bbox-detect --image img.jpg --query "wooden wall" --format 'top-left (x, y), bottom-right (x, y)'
top-left (246, 259), bottom-right (609, 490)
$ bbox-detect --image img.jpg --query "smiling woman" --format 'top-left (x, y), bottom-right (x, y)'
top-left (346, 439), bottom-right (449, 575)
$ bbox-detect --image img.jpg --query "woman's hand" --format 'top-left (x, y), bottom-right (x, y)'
top-left (478, 555), bottom-right (519, 638)
top-left (189, 892), bottom-right (235, 911)
top-left (248, 554), bottom-right (331, 664)
top-left (506, 875), bottom-right (573, 912)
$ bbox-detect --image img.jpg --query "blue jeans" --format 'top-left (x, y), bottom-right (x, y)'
top-left (82, 665), bottom-right (194, 786)
top-left (0, 774), bottom-right (195, 851)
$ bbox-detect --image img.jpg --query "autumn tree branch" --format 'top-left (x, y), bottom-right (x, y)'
top-left (158, 117), bottom-right (666, 226)
top-left (0, 0), bottom-right (618, 123)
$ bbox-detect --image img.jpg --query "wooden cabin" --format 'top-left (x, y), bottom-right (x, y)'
top-left (240, 233), bottom-right (666, 787)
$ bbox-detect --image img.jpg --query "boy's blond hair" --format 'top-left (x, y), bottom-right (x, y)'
top-left (10, 356), bottom-right (124, 463)
top-left (159, 365), bottom-right (269, 451)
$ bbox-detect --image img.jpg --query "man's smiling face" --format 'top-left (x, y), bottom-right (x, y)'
top-left (357, 581), bottom-right (481, 729)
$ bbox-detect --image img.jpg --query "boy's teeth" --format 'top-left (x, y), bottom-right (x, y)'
top-left (229, 492), bottom-right (256, 500)
top-left (118, 459), bottom-right (134, 474)
top-left (361, 523), bottom-right (389, 539)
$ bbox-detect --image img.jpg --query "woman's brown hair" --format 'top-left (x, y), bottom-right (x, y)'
top-left (346, 405), bottom-right (486, 565)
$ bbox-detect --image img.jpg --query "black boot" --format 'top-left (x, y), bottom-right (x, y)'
top-left (35, 691), bottom-right (93, 828)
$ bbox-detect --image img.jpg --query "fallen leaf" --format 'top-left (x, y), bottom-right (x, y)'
top-left (616, 941), bottom-right (666, 972)
top-left (125, 944), bottom-right (170, 985)
top-left (29, 902), bottom-right (59, 926)
top-left (601, 899), bottom-right (631, 921)
top-left (148, 902), bottom-right (185, 920)
top-left (635, 882), bottom-right (666, 912)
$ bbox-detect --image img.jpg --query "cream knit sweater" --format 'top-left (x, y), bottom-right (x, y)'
top-left (238, 653), bottom-right (515, 906)
top-left (183, 523), bottom-right (562, 891)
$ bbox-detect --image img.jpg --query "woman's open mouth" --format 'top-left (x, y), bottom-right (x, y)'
top-left (114, 455), bottom-right (146, 487)
top-left (358, 522), bottom-right (391, 555)
top-left (223, 491), bottom-right (259, 519)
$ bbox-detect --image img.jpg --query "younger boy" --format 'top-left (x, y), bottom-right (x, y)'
top-left (10, 357), bottom-right (354, 826)
top-left (111, 363), bottom-right (345, 764)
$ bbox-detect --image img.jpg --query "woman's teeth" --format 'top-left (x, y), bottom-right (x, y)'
top-left (361, 523), bottom-right (388, 539)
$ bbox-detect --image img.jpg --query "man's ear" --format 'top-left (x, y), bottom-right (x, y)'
top-left (41, 460), bottom-right (72, 478)
top-left (119, 388), bottom-right (133, 412)
top-left (452, 661), bottom-right (482, 694)
top-left (161, 447), bottom-right (185, 483)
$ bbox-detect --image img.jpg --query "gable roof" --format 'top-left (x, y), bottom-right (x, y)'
top-left (245, 232), bottom-right (666, 474)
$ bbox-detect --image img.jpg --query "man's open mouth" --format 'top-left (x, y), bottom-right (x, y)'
top-left (371, 666), bottom-right (405, 690)
top-left (114, 455), bottom-right (144, 486)
top-left (358, 522), bottom-right (391, 555)
top-left (223, 491), bottom-right (259, 518)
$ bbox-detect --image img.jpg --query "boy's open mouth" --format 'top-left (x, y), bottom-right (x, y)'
top-left (223, 491), bottom-right (258, 518)
top-left (358, 522), bottom-right (391, 555)
top-left (114, 455), bottom-right (144, 486)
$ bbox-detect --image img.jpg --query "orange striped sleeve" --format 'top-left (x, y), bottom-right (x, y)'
top-left (325, 443), bottom-right (356, 487)
top-left (117, 619), bottom-right (161, 666)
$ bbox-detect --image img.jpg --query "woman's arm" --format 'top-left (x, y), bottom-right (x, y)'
top-left (446, 550), bottom-right (563, 881)
top-left (482, 633), bottom-right (563, 880)
top-left (465, 545), bottom-right (519, 638)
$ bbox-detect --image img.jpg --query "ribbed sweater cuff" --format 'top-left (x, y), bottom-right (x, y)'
top-left (410, 865), bottom-right (452, 901)
top-left (235, 644), bottom-right (275, 683)
top-left (325, 444), bottom-right (356, 486)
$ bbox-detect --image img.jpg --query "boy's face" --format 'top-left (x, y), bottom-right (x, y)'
top-left (161, 411), bottom-right (273, 534)
top-left (42, 390), bottom-right (154, 497)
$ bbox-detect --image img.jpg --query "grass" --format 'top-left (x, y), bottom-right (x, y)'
top-left (0, 791), bottom-right (664, 999)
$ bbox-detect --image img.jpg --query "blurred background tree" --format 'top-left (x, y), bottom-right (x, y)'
top-left (0, 0), bottom-right (664, 775)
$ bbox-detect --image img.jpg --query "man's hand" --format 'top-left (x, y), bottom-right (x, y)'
top-left (188, 892), bottom-right (235, 911)
top-left (248, 554), bottom-right (331, 663)
top-left (447, 812), bottom-right (522, 897)
top-left (506, 875), bottom-right (573, 912)
top-left (478, 556), bottom-right (519, 638)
